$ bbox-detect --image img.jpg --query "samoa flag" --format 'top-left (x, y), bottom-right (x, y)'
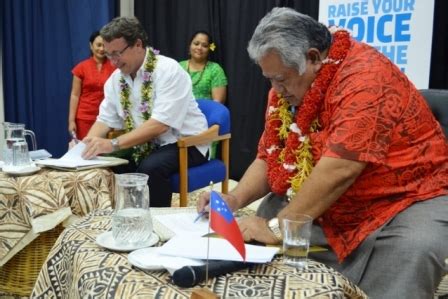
top-left (210, 191), bottom-right (246, 261)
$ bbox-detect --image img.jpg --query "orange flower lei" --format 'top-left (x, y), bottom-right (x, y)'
top-left (265, 29), bottom-right (351, 196)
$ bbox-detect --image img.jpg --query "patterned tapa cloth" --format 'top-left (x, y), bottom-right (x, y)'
top-left (31, 210), bottom-right (367, 299)
top-left (0, 168), bottom-right (114, 266)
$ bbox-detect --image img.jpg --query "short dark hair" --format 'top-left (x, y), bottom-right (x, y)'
top-left (100, 17), bottom-right (149, 48)
top-left (89, 31), bottom-right (101, 44)
top-left (88, 30), bottom-right (101, 56)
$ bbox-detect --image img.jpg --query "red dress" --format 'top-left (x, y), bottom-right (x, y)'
top-left (258, 39), bottom-right (448, 262)
top-left (72, 57), bottom-right (116, 139)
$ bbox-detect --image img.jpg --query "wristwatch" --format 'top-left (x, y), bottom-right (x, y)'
top-left (268, 217), bottom-right (282, 242)
top-left (110, 138), bottom-right (120, 152)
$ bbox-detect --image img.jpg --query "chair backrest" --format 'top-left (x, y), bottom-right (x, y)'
top-left (197, 99), bottom-right (231, 134)
top-left (419, 89), bottom-right (448, 138)
top-left (170, 99), bottom-right (231, 207)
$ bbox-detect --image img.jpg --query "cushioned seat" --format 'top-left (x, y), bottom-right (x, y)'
top-left (419, 89), bottom-right (448, 138)
top-left (170, 159), bottom-right (226, 192)
top-left (419, 89), bottom-right (448, 297)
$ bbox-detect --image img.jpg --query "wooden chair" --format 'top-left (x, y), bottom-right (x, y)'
top-left (106, 129), bottom-right (126, 139)
top-left (170, 99), bottom-right (231, 207)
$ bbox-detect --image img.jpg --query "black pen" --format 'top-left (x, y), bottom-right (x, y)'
top-left (193, 181), bottom-right (214, 223)
top-left (193, 210), bottom-right (207, 223)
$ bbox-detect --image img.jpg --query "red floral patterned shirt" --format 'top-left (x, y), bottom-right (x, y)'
top-left (258, 40), bottom-right (448, 261)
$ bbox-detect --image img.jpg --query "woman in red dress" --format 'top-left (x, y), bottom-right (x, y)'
top-left (68, 31), bottom-right (116, 140)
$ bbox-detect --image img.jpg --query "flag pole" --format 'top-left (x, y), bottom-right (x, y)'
top-left (192, 182), bottom-right (244, 298)
top-left (191, 182), bottom-right (219, 299)
top-left (205, 181), bottom-right (213, 287)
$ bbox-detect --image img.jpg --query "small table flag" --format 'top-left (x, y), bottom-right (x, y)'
top-left (209, 191), bottom-right (246, 261)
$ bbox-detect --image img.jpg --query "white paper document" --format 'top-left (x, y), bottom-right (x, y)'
top-left (128, 247), bottom-right (204, 274)
top-left (37, 142), bottom-right (110, 168)
top-left (158, 235), bottom-right (279, 263)
top-left (153, 212), bottom-right (211, 237)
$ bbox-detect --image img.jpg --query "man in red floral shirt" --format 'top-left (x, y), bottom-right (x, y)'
top-left (198, 7), bottom-right (448, 299)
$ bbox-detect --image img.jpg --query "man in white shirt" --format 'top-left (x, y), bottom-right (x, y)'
top-left (82, 17), bottom-right (209, 207)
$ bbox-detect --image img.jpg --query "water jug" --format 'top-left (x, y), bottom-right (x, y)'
top-left (2, 123), bottom-right (37, 166)
top-left (0, 122), bottom-right (10, 161)
top-left (112, 173), bottom-right (153, 245)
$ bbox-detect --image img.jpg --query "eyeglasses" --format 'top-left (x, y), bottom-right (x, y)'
top-left (105, 44), bottom-right (130, 60)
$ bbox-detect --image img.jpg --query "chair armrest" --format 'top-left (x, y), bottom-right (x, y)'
top-left (177, 125), bottom-right (231, 148)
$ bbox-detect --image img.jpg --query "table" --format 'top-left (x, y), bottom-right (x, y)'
top-left (31, 210), bottom-right (368, 298)
top-left (0, 167), bottom-right (115, 296)
top-left (0, 167), bottom-right (115, 266)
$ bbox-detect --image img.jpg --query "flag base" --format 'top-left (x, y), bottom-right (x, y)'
top-left (191, 287), bottom-right (219, 299)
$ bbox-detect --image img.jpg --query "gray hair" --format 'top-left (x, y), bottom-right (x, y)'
top-left (100, 17), bottom-right (149, 48)
top-left (247, 7), bottom-right (331, 75)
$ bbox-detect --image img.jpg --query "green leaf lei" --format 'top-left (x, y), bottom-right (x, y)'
top-left (119, 47), bottom-right (158, 163)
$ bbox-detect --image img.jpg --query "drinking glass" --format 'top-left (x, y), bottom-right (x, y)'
top-left (112, 173), bottom-right (153, 245)
top-left (12, 140), bottom-right (32, 167)
top-left (282, 213), bottom-right (313, 269)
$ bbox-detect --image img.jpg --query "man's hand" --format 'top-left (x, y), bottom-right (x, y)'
top-left (196, 192), bottom-right (239, 213)
top-left (238, 215), bottom-right (279, 244)
top-left (197, 194), bottom-right (279, 244)
top-left (197, 191), bottom-right (211, 213)
top-left (82, 137), bottom-right (113, 159)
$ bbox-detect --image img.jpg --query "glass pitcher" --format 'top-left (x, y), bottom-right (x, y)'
top-left (3, 123), bottom-right (37, 166)
top-left (112, 173), bottom-right (153, 245)
top-left (0, 122), bottom-right (10, 161)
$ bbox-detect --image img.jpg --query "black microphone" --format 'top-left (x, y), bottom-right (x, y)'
top-left (171, 260), bottom-right (253, 288)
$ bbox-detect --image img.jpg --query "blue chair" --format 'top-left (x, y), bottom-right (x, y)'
top-left (170, 99), bottom-right (231, 207)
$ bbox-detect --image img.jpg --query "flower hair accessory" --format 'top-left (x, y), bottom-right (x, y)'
top-left (265, 29), bottom-right (351, 196)
top-left (209, 42), bottom-right (216, 52)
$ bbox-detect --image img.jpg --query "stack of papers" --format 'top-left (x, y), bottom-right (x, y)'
top-left (37, 142), bottom-right (127, 170)
top-left (153, 212), bottom-right (210, 239)
top-left (159, 235), bottom-right (279, 263)
top-left (29, 149), bottom-right (52, 160)
top-left (151, 208), bottom-right (279, 263)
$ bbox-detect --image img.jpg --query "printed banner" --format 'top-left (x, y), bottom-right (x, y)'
top-left (319, 0), bottom-right (434, 88)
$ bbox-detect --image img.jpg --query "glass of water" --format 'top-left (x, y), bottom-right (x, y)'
top-left (282, 213), bottom-right (313, 270)
top-left (12, 140), bottom-right (32, 167)
top-left (112, 173), bottom-right (152, 246)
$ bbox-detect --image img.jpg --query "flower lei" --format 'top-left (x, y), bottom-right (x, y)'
top-left (265, 29), bottom-right (351, 197)
top-left (187, 61), bottom-right (208, 87)
top-left (119, 47), bottom-right (159, 163)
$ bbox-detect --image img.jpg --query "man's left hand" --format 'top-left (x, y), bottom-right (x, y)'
top-left (238, 215), bottom-right (279, 244)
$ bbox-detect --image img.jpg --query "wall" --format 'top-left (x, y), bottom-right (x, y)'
top-left (120, 0), bottom-right (134, 17)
